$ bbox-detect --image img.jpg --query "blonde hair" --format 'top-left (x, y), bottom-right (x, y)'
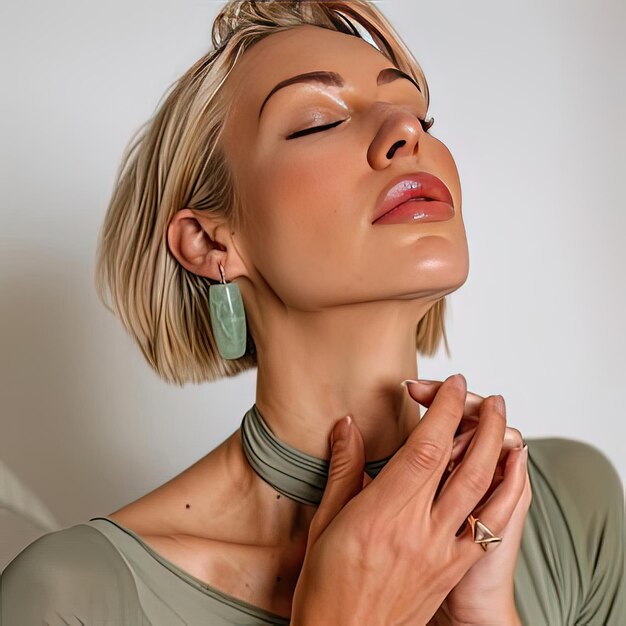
top-left (94, 0), bottom-right (451, 387)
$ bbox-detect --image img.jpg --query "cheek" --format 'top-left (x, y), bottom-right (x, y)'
top-left (246, 144), bottom-right (366, 307)
top-left (268, 143), bottom-right (352, 219)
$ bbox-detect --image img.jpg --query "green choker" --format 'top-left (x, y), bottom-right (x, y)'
top-left (240, 403), bottom-right (397, 506)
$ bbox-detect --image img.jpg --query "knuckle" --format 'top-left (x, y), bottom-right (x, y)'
top-left (462, 466), bottom-right (492, 495)
top-left (403, 439), bottom-right (446, 474)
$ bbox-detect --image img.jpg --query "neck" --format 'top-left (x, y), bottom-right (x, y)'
top-left (252, 299), bottom-right (431, 463)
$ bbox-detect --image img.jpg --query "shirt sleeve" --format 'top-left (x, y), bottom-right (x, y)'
top-left (516, 437), bottom-right (625, 626)
top-left (562, 440), bottom-right (625, 625)
top-left (0, 523), bottom-right (149, 626)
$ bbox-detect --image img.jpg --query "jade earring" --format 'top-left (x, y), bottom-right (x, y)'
top-left (209, 262), bottom-right (247, 359)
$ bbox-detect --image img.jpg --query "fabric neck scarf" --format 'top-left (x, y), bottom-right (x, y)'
top-left (240, 403), bottom-right (398, 506)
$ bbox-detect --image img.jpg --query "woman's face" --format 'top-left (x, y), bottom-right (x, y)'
top-left (221, 24), bottom-right (469, 310)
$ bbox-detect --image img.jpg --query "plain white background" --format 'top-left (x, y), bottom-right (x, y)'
top-left (1, 0), bottom-right (624, 568)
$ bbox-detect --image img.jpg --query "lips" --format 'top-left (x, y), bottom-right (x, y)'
top-left (372, 171), bottom-right (454, 224)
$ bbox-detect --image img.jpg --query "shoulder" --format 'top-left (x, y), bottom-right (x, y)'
top-left (527, 437), bottom-right (622, 505)
top-left (1, 523), bottom-right (143, 623)
top-left (527, 436), bottom-right (621, 475)
top-left (526, 437), bottom-right (624, 556)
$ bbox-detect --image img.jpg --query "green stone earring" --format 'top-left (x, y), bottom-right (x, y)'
top-left (209, 262), bottom-right (247, 360)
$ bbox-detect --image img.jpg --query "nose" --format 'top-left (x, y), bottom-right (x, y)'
top-left (367, 105), bottom-right (423, 170)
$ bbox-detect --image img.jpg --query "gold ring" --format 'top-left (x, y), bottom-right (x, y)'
top-left (467, 513), bottom-right (503, 551)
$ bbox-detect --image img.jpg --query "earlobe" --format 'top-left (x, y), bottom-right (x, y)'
top-left (166, 208), bottom-right (226, 281)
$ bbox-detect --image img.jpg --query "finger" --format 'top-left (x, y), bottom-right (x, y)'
top-left (447, 426), bottom-right (523, 468)
top-left (504, 426), bottom-right (524, 449)
top-left (405, 383), bottom-right (523, 449)
top-left (432, 394), bottom-right (507, 534)
top-left (308, 416), bottom-right (365, 547)
top-left (472, 448), bottom-right (520, 511)
top-left (402, 380), bottom-right (486, 437)
top-left (440, 439), bottom-right (517, 511)
top-left (434, 426), bottom-right (478, 500)
top-left (434, 427), bottom-right (473, 499)
top-left (454, 444), bottom-right (529, 554)
top-left (440, 407), bottom-right (522, 443)
top-left (435, 425), bottom-right (518, 501)
top-left (402, 379), bottom-right (484, 419)
top-left (373, 373), bottom-right (468, 513)
top-left (456, 419), bottom-right (523, 448)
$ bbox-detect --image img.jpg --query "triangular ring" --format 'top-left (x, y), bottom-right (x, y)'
top-left (467, 513), bottom-right (503, 551)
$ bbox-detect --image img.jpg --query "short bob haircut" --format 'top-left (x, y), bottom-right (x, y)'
top-left (94, 0), bottom-right (451, 387)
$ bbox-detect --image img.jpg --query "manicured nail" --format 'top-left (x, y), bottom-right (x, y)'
top-left (416, 379), bottom-right (437, 385)
top-left (400, 379), bottom-right (420, 388)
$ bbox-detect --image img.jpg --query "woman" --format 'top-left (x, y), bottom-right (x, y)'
top-left (1, 2), bottom-right (623, 625)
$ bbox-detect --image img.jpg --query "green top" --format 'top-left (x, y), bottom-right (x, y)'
top-left (1, 438), bottom-right (624, 625)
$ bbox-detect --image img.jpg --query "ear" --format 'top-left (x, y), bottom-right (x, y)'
top-left (166, 208), bottom-right (248, 282)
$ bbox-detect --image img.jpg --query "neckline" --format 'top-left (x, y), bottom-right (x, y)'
top-left (87, 516), bottom-right (291, 624)
top-left (240, 403), bottom-right (400, 506)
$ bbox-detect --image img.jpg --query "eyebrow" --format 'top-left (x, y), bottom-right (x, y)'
top-left (258, 67), bottom-right (422, 119)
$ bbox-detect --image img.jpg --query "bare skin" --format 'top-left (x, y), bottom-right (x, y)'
top-left (108, 429), bottom-right (311, 617)
top-left (110, 24), bottom-right (472, 619)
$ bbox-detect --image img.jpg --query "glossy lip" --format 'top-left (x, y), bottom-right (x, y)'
top-left (372, 171), bottom-right (455, 224)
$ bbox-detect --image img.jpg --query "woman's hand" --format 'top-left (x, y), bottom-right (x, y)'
top-left (408, 381), bottom-right (531, 626)
top-left (290, 374), bottom-right (527, 626)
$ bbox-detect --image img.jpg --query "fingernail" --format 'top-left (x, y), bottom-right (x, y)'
top-left (416, 379), bottom-right (437, 385)
top-left (451, 373), bottom-right (466, 389)
top-left (494, 394), bottom-right (506, 414)
top-left (400, 379), bottom-right (420, 388)
top-left (514, 442), bottom-right (528, 463)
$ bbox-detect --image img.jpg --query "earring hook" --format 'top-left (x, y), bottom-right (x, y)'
top-left (218, 262), bottom-right (226, 284)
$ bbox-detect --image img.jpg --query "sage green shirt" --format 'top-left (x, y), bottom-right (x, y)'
top-left (1, 438), bottom-right (624, 625)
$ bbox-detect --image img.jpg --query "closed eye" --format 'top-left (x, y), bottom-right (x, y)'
top-left (286, 115), bottom-right (434, 140)
top-left (286, 119), bottom-right (347, 140)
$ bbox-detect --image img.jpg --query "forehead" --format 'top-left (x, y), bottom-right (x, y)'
top-left (222, 24), bottom-right (394, 133)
